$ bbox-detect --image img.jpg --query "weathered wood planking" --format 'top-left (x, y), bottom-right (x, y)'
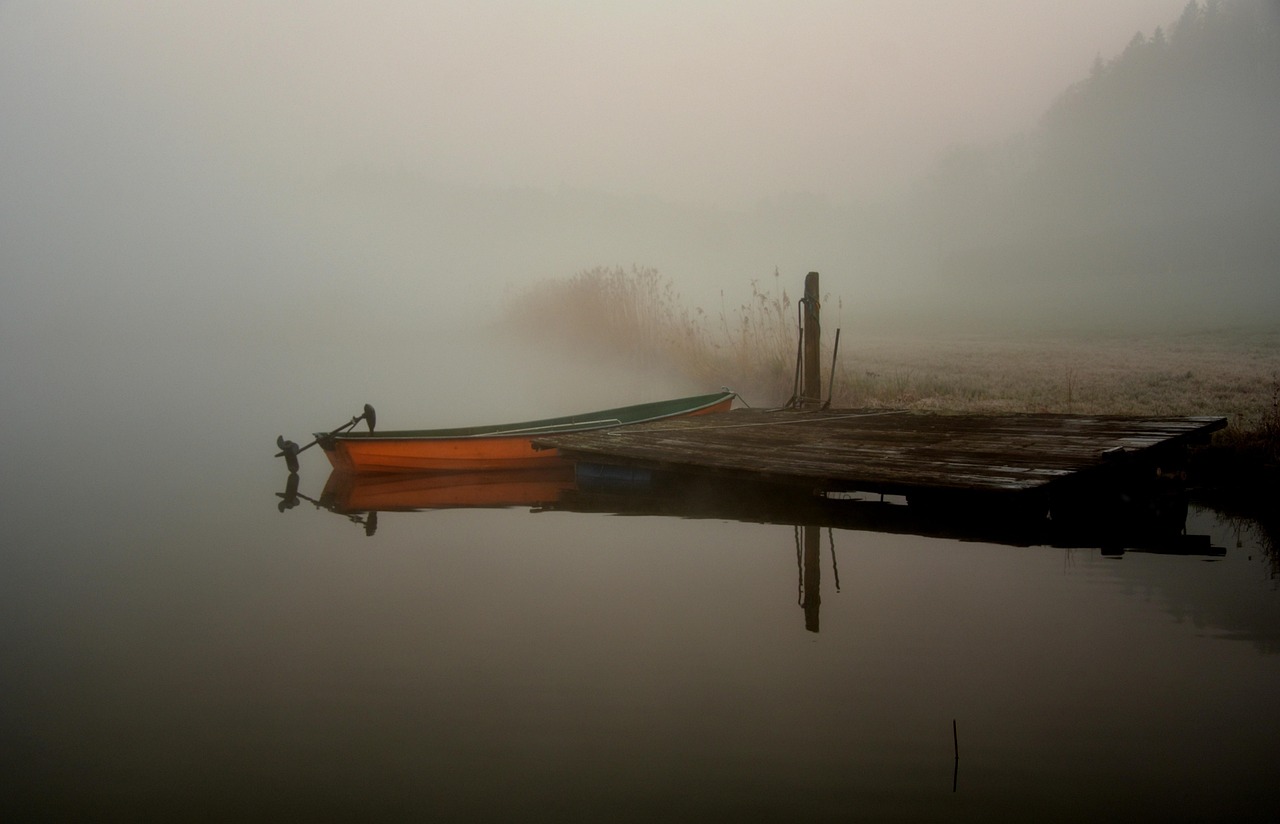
top-left (534, 408), bottom-right (1227, 495)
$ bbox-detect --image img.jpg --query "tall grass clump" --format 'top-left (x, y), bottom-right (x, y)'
top-left (1196, 375), bottom-right (1280, 488)
top-left (503, 265), bottom-right (707, 369)
top-left (716, 270), bottom-right (807, 402)
top-left (506, 268), bottom-right (1280, 446)
top-left (504, 266), bottom-right (808, 403)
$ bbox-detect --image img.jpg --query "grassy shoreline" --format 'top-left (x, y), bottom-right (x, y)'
top-left (505, 267), bottom-right (1280, 489)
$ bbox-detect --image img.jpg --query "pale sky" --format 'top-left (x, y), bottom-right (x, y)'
top-left (3, 0), bottom-right (1190, 206)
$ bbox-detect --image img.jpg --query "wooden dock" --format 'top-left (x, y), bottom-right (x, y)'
top-left (534, 408), bottom-right (1227, 500)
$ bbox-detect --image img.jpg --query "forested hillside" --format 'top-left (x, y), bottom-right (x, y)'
top-left (920, 0), bottom-right (1280, 326)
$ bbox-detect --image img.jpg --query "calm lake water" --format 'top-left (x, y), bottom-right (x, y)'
top-left (2, 330), bottom-right (1278, 822)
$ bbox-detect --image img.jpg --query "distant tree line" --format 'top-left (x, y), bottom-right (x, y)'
top-left (918, 0), bottom-right (1280, 324)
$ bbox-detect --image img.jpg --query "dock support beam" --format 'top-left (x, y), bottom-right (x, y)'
top-left (801, 271), bottom-right (822, 407)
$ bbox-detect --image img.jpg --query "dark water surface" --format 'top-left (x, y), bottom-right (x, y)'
top-left (2, 335), bottom-right (1279, 822)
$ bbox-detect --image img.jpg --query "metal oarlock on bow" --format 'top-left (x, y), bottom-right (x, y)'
top-left (275, 403), bottom-right (376, 474)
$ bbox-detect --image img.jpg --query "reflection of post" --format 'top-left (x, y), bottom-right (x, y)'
top-left (803, 524), bottom-right (821, 632)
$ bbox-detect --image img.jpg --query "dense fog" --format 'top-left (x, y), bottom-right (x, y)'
top-left (2, 0), bottom-right (1276, 420)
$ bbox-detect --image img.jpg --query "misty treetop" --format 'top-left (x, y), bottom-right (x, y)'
top-left (1042, 0), bottom-right (1279, 214)
top-left (922, 0), bottom-right (1280, 325)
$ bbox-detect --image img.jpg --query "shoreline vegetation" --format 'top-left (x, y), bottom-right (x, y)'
top-left (504, 266), bottom-right (1280, 492)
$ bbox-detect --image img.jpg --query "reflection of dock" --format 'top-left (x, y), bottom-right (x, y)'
top-left (281, 467), bottom-right (1225, 634)
top-left (297, 465), bottom-right (1223, 557)
top-left (553, 472), bottom-right (1223, 557)
top-left (535, 408), bottom-right (1225, 506)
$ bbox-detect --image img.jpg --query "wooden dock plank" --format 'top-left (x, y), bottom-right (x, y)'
top-left (534, 408), bottom-right (1226, 495)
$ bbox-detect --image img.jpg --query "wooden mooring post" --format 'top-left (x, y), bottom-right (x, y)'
top-left (800, 271), bottom-right (822, 407)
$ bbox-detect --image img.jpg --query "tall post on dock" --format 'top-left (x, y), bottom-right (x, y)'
top-left (801, 271), bottom-right (822, 407)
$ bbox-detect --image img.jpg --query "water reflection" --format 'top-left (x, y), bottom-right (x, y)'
top-left (275, 472), bottom-right (379, 535)
top-left (799, 524), bottom-right (822, 633)
top-left (1196, 490), bottom-right (1280, 580)
top-left (279, 465), bottom-right (1236, 635)
top-left (285, 465), bottom-right (1225, 558)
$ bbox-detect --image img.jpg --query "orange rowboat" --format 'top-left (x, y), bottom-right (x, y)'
top-left (315, 391), bottom-right (735, 474)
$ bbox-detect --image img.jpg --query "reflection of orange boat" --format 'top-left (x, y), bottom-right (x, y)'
top-left (316, 391), bottom-right (735, 474)
top-left (320, 465), bottom-right (578, 512)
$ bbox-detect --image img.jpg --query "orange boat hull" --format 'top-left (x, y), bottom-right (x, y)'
top-left (325, 435), bottom-right (567, 473)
